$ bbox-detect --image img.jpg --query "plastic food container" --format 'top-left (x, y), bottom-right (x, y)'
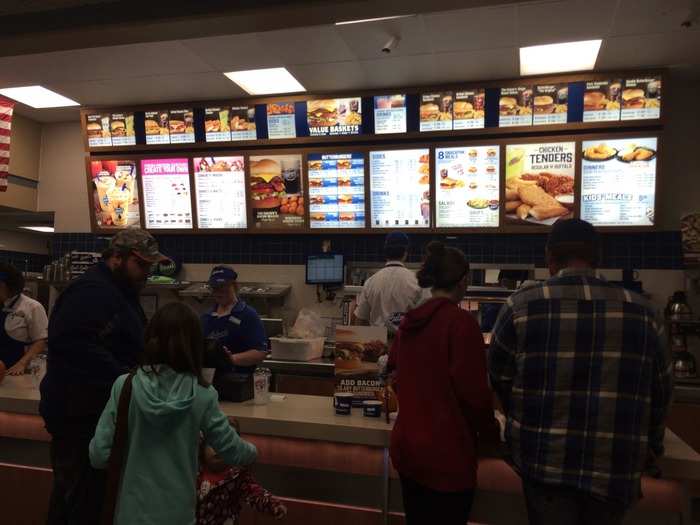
top-left (269, 337), bottom-right (326, 361)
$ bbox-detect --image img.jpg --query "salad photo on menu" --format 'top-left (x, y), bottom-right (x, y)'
top-left (504, 142), bottom-right (576, 226)
top-left (90, 159), bottom-right (140, 229)
top-left (249, 154), bottom-right (305, 229)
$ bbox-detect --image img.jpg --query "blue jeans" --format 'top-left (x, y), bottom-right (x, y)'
top-left (522, 478), bottom-right (627, 525)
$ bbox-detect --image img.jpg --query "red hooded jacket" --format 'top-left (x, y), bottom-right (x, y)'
top-left (389, 297), bottom-right (495, 492)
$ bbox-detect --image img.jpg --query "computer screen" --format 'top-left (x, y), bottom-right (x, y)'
top-left (306, 254), bottom-right (344, 285)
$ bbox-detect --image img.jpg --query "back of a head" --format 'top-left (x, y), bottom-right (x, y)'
top-left (547, 218), bottom-right (600, 268)
top-left (416, 241), bottom-right (469, 291)
top-left (384, 231), bottom-right (409, 261)
top-left (144, 302), bottom-right (204, 381)
top-left (0, 262), bottom-right (24, 296)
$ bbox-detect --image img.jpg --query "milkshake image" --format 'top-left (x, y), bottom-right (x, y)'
top-left (108, 187), bottom-right (131, 227)
top-left (95, 175), bottom-right (116, 212)
top-left (115, 167), bottom-right (135, 200)
top-left (506, 147), bottom-right (525, 181)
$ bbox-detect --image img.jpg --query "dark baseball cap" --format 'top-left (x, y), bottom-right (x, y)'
top-left (547, 219), bottom-right (598, 247)
top-left (110, 229), bottom-right (169, 263)
top-left (208, 265), bottom-right (238, 287)
top-left (385, 232), bottom-right (410, 247)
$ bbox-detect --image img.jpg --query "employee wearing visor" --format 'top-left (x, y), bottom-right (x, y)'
top-left (201, 265), bottom-right (268, 374)
top-left (0, 263), bottom-right (48, 376)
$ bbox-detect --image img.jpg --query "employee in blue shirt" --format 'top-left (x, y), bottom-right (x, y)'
top-left (201, 265), bottom-right (268, 374)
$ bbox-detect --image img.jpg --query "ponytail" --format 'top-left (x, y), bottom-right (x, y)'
top-left (416, 241), bottom-right (469, 291)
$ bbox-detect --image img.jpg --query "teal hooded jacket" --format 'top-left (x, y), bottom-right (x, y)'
top-left (89, 366), bottom-right (257, 525)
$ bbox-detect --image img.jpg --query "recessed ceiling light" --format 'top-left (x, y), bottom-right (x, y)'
top-left (0, 86), bottom-right (79, 109)
top-left (20, 226), bottom-right (54, 233)
top-left (335, 14), bottom-right (415, 25)
top-left (223, 68), bottom-right (305, 96)
top-left (519, 39), bottom-right (602, 76)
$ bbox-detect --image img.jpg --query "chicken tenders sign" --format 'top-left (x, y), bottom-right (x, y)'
top-left (504, 142), bottom-right (576, 226)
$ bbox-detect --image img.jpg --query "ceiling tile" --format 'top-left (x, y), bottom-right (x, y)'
top-left (0, 41), bottom-right (212, 86)
top-left (259, 25), bottom-right (356, 65)
top-left (611, 0), bottom-right (694, 36)
top-left (290, 61), bottom-right (367, 92)
top-left (336, 15), bottom-right (432, 60)
top-left (432, 47), bottom-right (518, 83)
top-left (517, 0), bottom-right (613, 47)
top-left (180, 33), bottom-right (281, 71)
top-left (424, 6), bottom-right (517, 52)
top-left (597, 30), bottom-right (700, 70)
top-left (358, 54), bottom-right (438, 88)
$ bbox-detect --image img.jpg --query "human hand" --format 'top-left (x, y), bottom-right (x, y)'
top-left (7, 361), bottom-right (27, 376)
top-left (274, 503), bottom-right (287, 519)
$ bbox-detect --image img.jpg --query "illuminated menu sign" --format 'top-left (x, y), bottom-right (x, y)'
top-left (307, 98), bottom-right (362, 137)
top-left (621, 77), bottom-right (661, 121)
top-left (435, 146), bottom-right (499, 228)
top-left (86, 113), bottom-right (135, 148)
top-left (249, 154), bottom-right (305, 229)
top-left (204, 106), bottom-right (257, 142)
top-left (144, 108), bottom-right (194, 145)
top-left (89, 159), bottom-right (139, 229)
top-left (453, 89), bottom-right (485, 130)
top-left (504, 142), bottom-right (575, 226)
top-left (419, 92), bottom-right (453, 132)
top-left (370, 149), bottom-right (430, 228)
top-left (583, 79), bottom-right (622, 122)
top-left (141, 158), bottom-right (193, 229)
top-left (581, 137), bottom-right (657, 226)
top-left (266, 102), bottom-right (296, 139)
top-left (193, 156), bottom-right (247, 229)
top-left (533, 84), bottom-right (568, 126)
top-left (499, 86), bottom-right (533, 127)
top-left (308, 153), bottom-right (365, 229)
top-left (373, 94), bottom-right (406, 134)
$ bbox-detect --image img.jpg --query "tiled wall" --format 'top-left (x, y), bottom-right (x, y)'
top-left (47, 231), bottom-right (683, 270)
top-left (0, 250), bottom-right (50, 273)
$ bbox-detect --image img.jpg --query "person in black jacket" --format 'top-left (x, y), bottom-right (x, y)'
top-left (40, 229), bottom-right (168, 525)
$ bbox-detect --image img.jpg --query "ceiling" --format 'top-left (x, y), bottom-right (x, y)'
top-left (0, 206), bottom-right (54, 233)
top-left (1, 0), bottom-right (699, 122)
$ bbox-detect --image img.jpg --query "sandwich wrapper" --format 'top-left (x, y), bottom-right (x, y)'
top-left (269, 309), bottom-right (326, 361)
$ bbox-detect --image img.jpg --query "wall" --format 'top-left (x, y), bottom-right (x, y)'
top-left (0, 114), bottom-right (42, 211)
top-left (0, 230), bottom-right (48, 254)
top-left (36, 121), bottom-right (88, 232)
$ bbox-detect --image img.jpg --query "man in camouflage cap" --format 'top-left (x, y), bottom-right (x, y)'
top-left (41, 229), bottom-right (168, 524)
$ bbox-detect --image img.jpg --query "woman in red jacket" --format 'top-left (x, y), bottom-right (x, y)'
top-left (389, 241), bottom-right (496, 525)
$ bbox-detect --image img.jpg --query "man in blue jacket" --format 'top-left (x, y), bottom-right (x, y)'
top-left (41, 229), bottom-right (168, 524)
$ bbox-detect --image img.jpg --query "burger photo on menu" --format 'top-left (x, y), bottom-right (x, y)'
top-left (453, 90), bottom-right (485, 130)
top-left (86, 114), bottom-right (112, 147)
top-left (621, 77), bottom-right (661, 120)
top-left (504, 142), bottom-right (576, 226)
top-left (307, 98), bottom-right (361, 136)
top-left (334, 326), bottom-right (388, 406)
top-left (250, 155), bottom-right (305, 228)
top-left (419, 92), bottom-right (453, 132)
top-left (533, 84), bottom-right (567, 125)
top-left (583, 80), bottom-right (622, 122)
top-left (499, 86), bottom-right (533, 127)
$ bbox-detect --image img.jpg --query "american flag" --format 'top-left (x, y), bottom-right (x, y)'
top-left (0, 97), bottom-right (15, 192)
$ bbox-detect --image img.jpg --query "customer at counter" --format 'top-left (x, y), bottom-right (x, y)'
top-left (488, 219), bottom-right (673, 525)
top-left (0, 262), bottom-right (48, 376)
top-left (388, 241), bottom-right (497, 525)
top-left (201, 265), bottom-right (267, 375)
top-left (353, 232), bottom-right (425, 328)
top-left (41, 229), bottom-right (169, 525)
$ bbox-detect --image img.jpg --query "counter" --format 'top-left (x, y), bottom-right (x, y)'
top-left (1, 375), bottom-right (699, 524)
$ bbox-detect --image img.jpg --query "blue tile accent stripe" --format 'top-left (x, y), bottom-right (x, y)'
top-left (0, 250), bottom-right (50, 273)
top-left (46, 231), bottom-right (683, 270)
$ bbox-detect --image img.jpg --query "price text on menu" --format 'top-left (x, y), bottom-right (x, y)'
top-left (140, 158), bottom-right (193, 229)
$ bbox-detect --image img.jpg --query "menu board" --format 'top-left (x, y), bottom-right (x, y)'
top-left (435, 146), bottom-right (499, 228)
top-left (373, 95), bottom-right (406, 134)
top-left (89, 159), bottom-right (140, 229)
top-left (419, 92), bottom-right (453, 132)
top-left (583, 80), bottom-right (622, 122)
top-left (504, 142), bottom-right (575, 226)
top-left (499, 86), bottom-right (533, 127)
top-left (86, 113), bottom-right (135, 148)
top-left (533, 84), bottom-right (568, 126)
top-left (140, 158), bottom-right (193, 229)
top-left (308, 153), bottom-right (365, 229)
top-left (621, 77), bottom-right (661, 120)
top-left (266, 102), bottom-right (296, 139)
top-left (249, 154), bottom-right (304, 229)
top-left (144, 109), bottom-right (194, 145)
top-left (204, 106), bottom-right (257, 142)
top-left (581, 138), bottom-right (657, 226)
top-left (193, 156), bottom-right (247, 229)
top-left (453, 90), bottom-right (485, 130)
top-left (334, 326), bottom-right (388, 406)
top-left (369, 149), bottom-right (430, 228)
top-left (307, 98), bottom-right (362, 137)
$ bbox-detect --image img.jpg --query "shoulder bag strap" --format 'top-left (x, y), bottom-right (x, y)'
top-left (101, 372), bottom-right (135, 525)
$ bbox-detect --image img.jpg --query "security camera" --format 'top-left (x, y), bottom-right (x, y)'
top-left (382, 36), bottom-right (400, 54)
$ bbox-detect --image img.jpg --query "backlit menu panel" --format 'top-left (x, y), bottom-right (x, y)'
top-left (141, 158), bottom-right (193, 229)
top-left (308, 153), bottom-right (365, 229)
top-left (193, 156), bottom-right (247, 229)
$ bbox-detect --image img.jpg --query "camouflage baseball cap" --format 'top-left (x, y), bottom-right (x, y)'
top-left (110, 228), bottom-right (169, 263)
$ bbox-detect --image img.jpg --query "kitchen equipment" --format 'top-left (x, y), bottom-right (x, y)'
top-left (667, 291), bottom-right (693, 320)
top-left (269, 337), bottom-right (325, 361)
top-left (674, 350), bottom-right (697, 379)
